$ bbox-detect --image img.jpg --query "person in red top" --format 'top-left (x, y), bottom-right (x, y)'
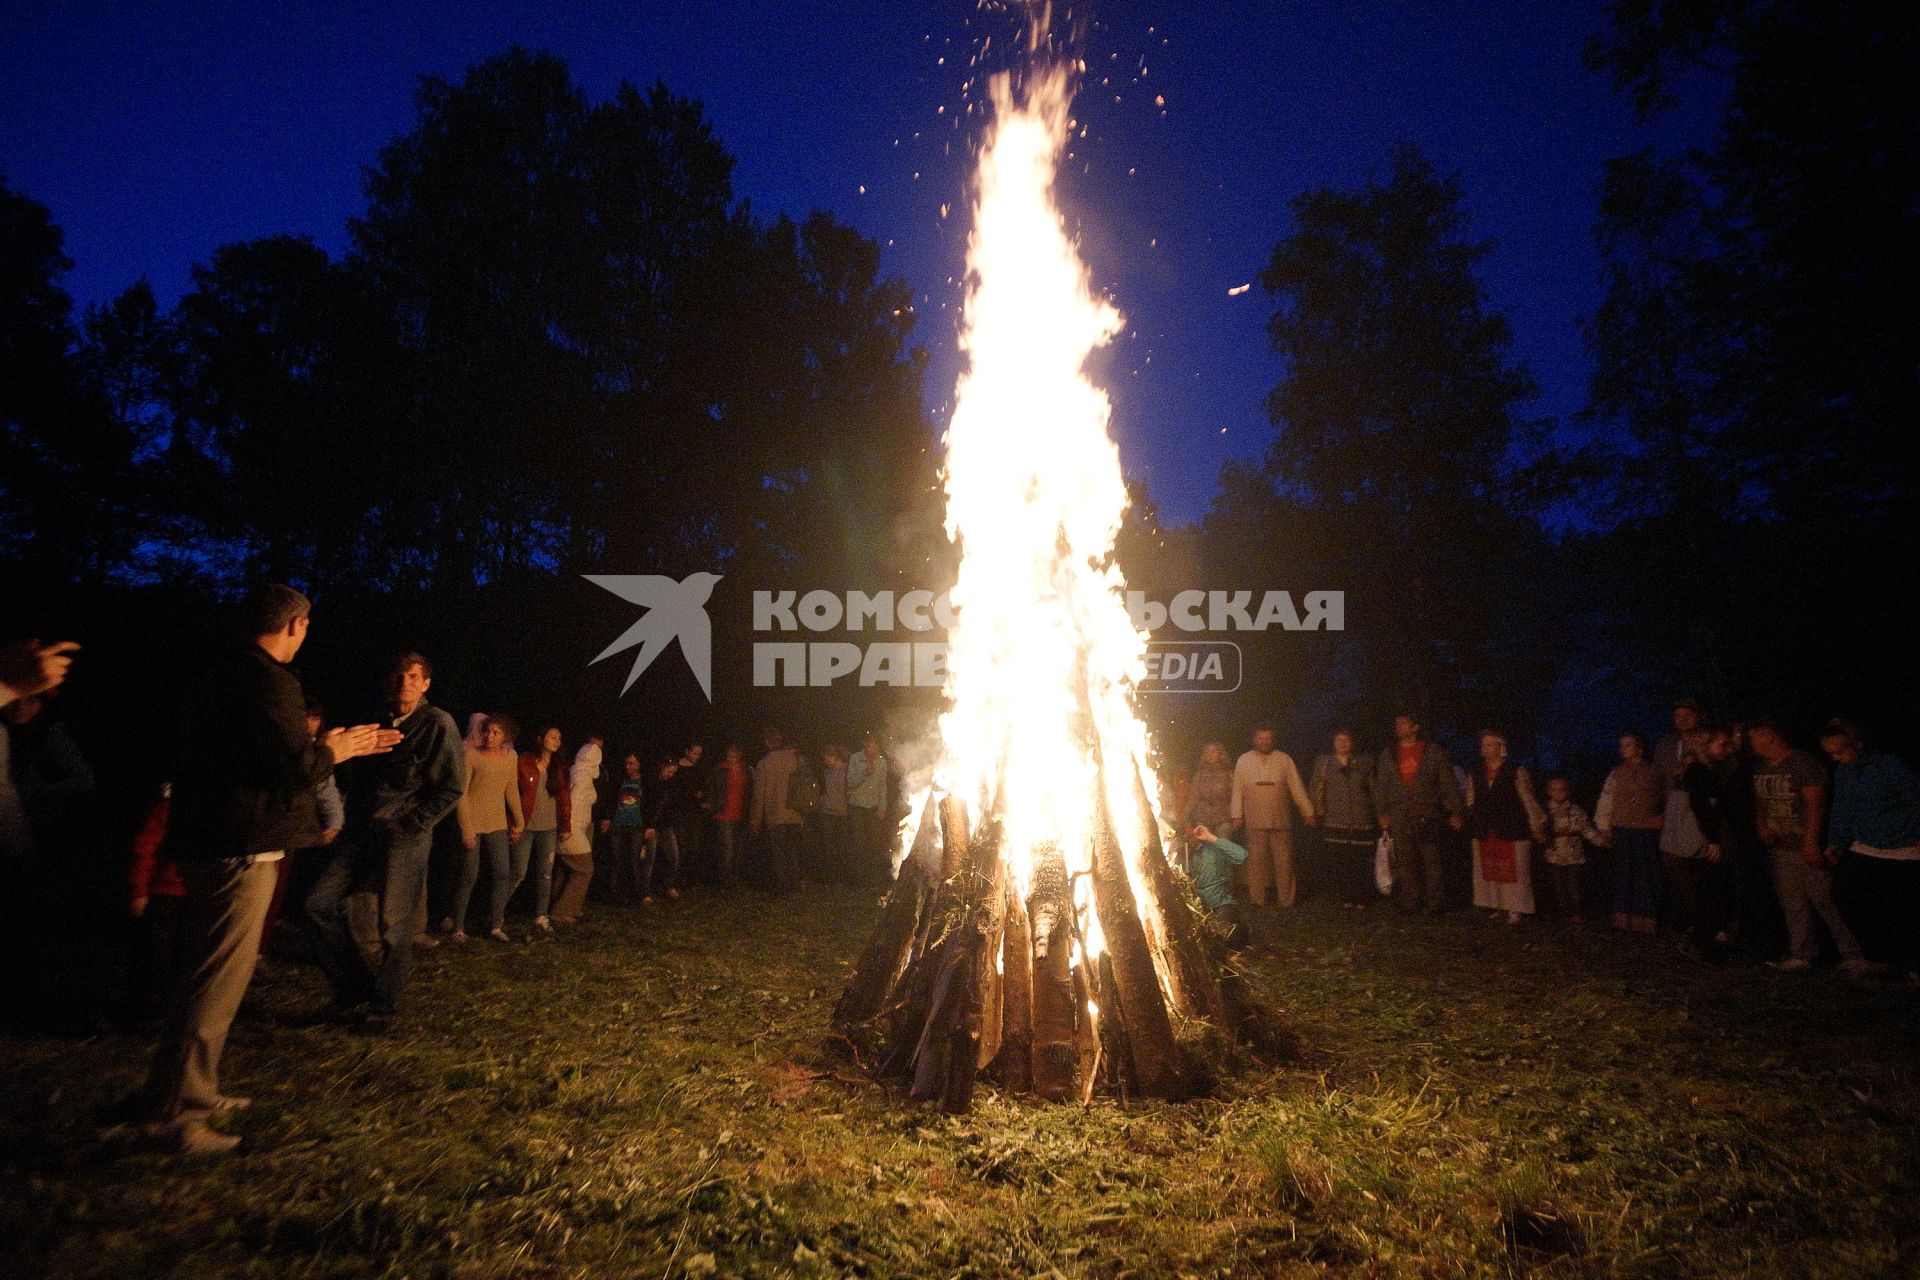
top-left (512, 727), bottom-right (573, 934)
top-left (1373, 712), bottom-right (1465, 913)
top-left (711, 743), bottom-right (750, 889)
top-left (125, 785), bottom-right (187, 1024)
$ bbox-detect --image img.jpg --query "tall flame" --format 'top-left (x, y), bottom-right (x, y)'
top-left (910, 59), bottom-right (1162, 960)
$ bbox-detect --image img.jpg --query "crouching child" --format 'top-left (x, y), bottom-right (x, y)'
top-left (1187, 823), bottom-right (1250, 949)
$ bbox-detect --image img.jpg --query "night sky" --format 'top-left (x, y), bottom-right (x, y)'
top-left (1, 0), bottom-right (1709, 524)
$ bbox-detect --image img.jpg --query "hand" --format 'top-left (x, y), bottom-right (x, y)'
top-left (130, 895), bottom-right (149, 919)
top-left (1596, 830), bottom-right (1613, 847)
top-left (1531, 828), bottom-right (1547, 844)
top-left (321, 828), bottom-right (340, 845)
top-left (1704, 843), bottom-right (1724, 864)
top-left (509, 827), bottom-right (523, 841)
top-left (1378, 815), bottom-right (1391, 832)
top-left (463, 835), bottom-right (477, 851)
top-left (0, 639), bottom-right (79, 699)
top-left (325, 723), bottom-right (401, 763)
top-left (1448, 814), bottom-right (1464, 831)
top-left (750, 820), bottom-right (762, 837)
top-left (597, 819), bottom-right (610, 834)
top-left (1303, 814), bottom-right (1319, 828)
top-left (1192, 823), bottom-right (1217, 844)
top-left (644, 828), bottom-right (656, 839)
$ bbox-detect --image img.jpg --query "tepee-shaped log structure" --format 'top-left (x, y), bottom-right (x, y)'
top-left (834, 751), bottom-right (1288, 1113)
top-left (833, 18), bottom-right (1293, 1111)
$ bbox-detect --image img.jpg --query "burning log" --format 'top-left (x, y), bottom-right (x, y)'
top-left (1087, 785), bottom-right (1189, 1100)
top-left (833, 858), bottom-right (927, 1027)
top-left (994, 887), bottom-right (1034, 1094)
top-left (1026, 844), bottom-right (1078, 1099)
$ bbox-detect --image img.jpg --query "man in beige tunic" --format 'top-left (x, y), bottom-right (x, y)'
top-left (1230, 725), bottom-right (1317, 907)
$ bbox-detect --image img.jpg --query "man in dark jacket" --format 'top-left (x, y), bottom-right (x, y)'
top-left (140, 585), bottom-right (396, 1155)
top-left (1374, 712), bottom-right (1465, 914)
top-left (305, 651), bottom-right (464, 1023)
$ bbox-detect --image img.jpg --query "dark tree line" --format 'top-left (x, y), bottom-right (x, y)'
top-left (5, 9), bottom-right (1915, 778)
top-left (2, 48), bottom-right (940, 602)
top-left (1138, 1), bottom-right (1918, 769)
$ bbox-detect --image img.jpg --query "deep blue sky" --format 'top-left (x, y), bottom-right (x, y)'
top-left (1, 0), bottom-right (1705, 524)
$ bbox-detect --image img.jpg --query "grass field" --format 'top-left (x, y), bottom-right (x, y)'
top-left (4, 887), bottom-right (1918, 1278)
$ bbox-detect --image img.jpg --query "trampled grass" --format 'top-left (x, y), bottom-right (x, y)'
top-left (3, 889), bottom-right (1917, 1278)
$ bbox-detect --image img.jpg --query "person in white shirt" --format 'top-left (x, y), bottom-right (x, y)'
top-left (1229, 725), bottom-right (1316, 908)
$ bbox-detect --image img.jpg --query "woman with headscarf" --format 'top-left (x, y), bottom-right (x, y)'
top-left (550, 740), bottom-right (602, 925)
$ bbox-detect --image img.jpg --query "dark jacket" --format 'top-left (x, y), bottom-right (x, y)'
top-left (164, 645), bottom-right (335, 861)
top-left (1373, 739), bottom-right (1465, 821)
top-left (338, 699), bottom-right (464, 840)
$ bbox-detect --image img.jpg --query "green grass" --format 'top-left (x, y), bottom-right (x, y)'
top-left (4, 891), bottom-right (1919, 1278)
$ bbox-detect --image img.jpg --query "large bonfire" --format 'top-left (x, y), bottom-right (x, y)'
top-left (834, 21), bottom-right (1287, 1112)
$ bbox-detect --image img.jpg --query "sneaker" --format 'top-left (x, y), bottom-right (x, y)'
top-left (413, 932), bottom-right (441, 950)
top-left (534, 916), bottom-right (552, 934)
top-left (1767, 956), bottom-right (1812, 972)
top-left (665, 888), bottom-right (680, 902)
top-left (1609, 913), bottom-right (1630, 931)
top-left (449, 930), bottom-right (470, 944)
top-left (640, 896), bottom-right (654, 905)
top-left (487, 928), bottom-right (512, 943)
top-left (1841, 955), bottom-right (1886, 980)
top-left (1505, 911), bottom-right (1524, 925)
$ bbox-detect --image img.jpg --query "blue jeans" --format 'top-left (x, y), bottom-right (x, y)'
top-left (452, 828), bottom-right (511, 932)
top-left (511, 828), bottom-right (558, 918)
top-left (640, 828), bottom-right (680, 897)
top-left (307, 828), bottom-right (432, 1014)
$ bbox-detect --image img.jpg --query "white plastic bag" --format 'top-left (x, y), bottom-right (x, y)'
top-left (1374, 834), bottom-right (1395, 895)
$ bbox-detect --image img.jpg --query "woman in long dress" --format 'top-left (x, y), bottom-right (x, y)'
top-left (1468, 730), bottom-right (1547, 923)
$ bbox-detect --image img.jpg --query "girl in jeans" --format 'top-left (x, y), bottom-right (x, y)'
top-left (513, 726), bottom-right (570, 935)
top-left (448, 715), bottom-right (524, 942)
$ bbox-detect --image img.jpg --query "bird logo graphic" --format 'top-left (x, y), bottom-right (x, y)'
top-left (585, 572), bottom-right (723, 700)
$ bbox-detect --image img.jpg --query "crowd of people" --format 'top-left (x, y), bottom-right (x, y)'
top-left (1169, 706), bottom-right (1920, 984)
top-left (3, 585), bottom-right (1917, 1158)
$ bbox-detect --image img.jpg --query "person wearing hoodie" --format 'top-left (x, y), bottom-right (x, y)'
top-left (551, 740), bottom-right (602, 924)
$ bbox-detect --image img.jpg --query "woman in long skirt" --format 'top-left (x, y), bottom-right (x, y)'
top-left (1468, 730), bottom-right (1547, 923)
